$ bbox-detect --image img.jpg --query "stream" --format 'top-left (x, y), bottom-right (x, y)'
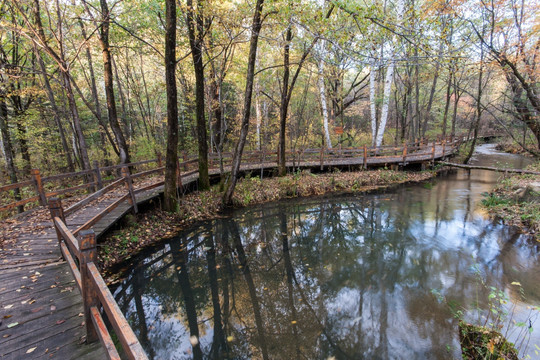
top-left (113, 144), bottom-right (539, 359)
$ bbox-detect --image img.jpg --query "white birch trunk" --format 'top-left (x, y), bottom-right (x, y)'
top-left (255, 60), bottom-right (262, 151)
top-left (317, 41), bottom-right (332, 149)
top-left (374, 0), bottom-right (404, 148)
top-left (369, 56), bottom-right (378, 146)
top-left (255, 86), bottom-right (262, 151)
top-left (375, 60), bottom-right (396, 147)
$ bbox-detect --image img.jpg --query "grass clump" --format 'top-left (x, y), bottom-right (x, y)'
top-left (459, 322), bottom-right (518, 360)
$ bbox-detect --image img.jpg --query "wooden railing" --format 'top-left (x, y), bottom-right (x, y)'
top-left (49, 198), bottom-right (148, 360)
top-left (1, 138), bottom-right (461, 217)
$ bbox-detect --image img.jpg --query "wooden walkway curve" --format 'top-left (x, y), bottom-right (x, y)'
top-left (0, 140), bottom-right (458, 359)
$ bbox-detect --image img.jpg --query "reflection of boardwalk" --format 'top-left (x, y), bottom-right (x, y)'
top-left (0, 140), bottom-right (458, 358)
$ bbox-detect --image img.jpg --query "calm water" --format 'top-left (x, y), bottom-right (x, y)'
top-left (114, 144), bottom-right (540, 359)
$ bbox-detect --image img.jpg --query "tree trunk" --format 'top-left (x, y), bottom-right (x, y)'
top-left (318, 41), bottom-right (332, 149)
top-left (62, 72), bottom-right (91, 170)
top-left (31, 0), bottom-right (91, 171)
top-left (14, 115), bottom-right (31, 175)
top-left (222, 0), bottom-right (265, 205)
top-left (186, 0), bottom-right (210, 190)
top-left (99, 0), bottom-right (130, 164)
top-left (422, 18), bottom-right (449, 137)
top-left (372, 0), bottom-right (404, 148)
top-left (112, 55), bottom-right (131, 142)
top-left (441, 71), bottom-right (453, 138)
top-left (36, 52), bottom-right (74, 171)
top-left (0, 96), bottom-right (23, 212)
top-left (413, 45), bottom-right (420, 140)
top-left (369, 55), bottom-right (378, 146)
top-left (464, 45), bottom-right (484, 164)
top-left (255, 64), bottom-right (262, 151)
top-left (77, 18), bottom-right (114, 163)
top-left (163, 0), bottom-right (179, 212)
top-left (375, 58), bottom-right (397, 148)
top-left (278, 25), bottom-right (293, 176)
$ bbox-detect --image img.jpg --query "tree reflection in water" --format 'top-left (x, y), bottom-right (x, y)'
top-left (114, 185), bottom-right (540, 359)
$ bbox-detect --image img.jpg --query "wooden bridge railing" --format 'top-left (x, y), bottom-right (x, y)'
top-left (1, 137), bottom-right (461, 217)
top-left (49, 198), bottom-right (148, 360)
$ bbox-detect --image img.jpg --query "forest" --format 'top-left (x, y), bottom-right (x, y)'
top-left (0, 0), bottom-right (538, 208)
top-left (1, 1), bottom-right (540, 359)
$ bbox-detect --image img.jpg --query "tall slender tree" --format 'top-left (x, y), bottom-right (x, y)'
top-left (223, 0), bottom-right (265, 204)
top-left (185, 0), bottom-right (210, 190)
top-left (163, 0), bottom-right (179, 212)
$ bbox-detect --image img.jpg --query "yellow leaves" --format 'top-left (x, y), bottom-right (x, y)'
top-left (26, 347), bottom-right (37, 354)
top-left (487, 338), bottom-right (495, 354)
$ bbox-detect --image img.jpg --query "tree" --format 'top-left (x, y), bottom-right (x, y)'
top-left (81, 0), bottom-right (131, 164)
top-left (163, 0), bottom-right (179, 212)
top-left (222, 0), bottom-right (265, 205)
top-left (185, 0), bottom-right (210, 190)
top-left (370, 0), bottom-right (405, 148)
top-left (17, 0), bottom-right (93, 171)
top-left (317, 40), bottom-right (332, 149)
top-left (473, 0), bottom-right (540, 151)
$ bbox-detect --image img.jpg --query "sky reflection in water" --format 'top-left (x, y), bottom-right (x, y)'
top-left (114, 145), bottom-right (540, 359)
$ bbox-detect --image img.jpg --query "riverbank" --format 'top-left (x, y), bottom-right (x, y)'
top-left (481, 161), bottom-right (540, 240)
top-left (100, 169), bottom-right (436, 278)
top-left (496, 142), bottom-right (538, 157)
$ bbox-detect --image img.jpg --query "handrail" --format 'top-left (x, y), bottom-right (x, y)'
top-left (49, 198), bottom-right (148, 360)
top-left (64, 177), bottom-right (126, 216)
top-left (3, 139), bottom-right (462, 216)
top-left (73, 193), bottom-right (131, 238)
top-left (54, 217), bottom-right (80, 255)
top-left (87, 262), bottom-right (148, 360)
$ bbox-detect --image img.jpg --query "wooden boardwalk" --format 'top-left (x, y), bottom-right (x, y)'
top-left (0, 142), bottom-right (457, 359)
top-left (0, 218), bottom-right (106, 359)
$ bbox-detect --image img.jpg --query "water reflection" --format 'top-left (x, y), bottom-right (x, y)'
top-left (114, 145), bottom-right (540, 359)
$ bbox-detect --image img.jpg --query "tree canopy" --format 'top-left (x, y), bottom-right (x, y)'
top-left (0, 0), bottom-right (538, 191)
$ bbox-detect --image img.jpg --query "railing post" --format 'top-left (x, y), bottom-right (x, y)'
top-left (183, 151), bottom-right (188, 171)
top-left (78, 230), bottom-right (99, 343)
top-left (93, 161), bottom-right (103, 190)
top-left (442, 140), bottom-right (447, 158)
top-left (121, 166), bottom-right (138, 214)
top-left (363, 145), bottom-right (368, 169)
top-left (48, 197), bottom-right (65, 250)
top-left (176, 156), bottom-right (183, 190)
top-left (31, 169), bottom-right (47, 206)
top-left (431, 142), bottom-right (436, 163)
top-left (319, 147), bottom-right (324, 171)
top-left (157, 152), bottom-right (162, 168)
top-left (402, 143), bottom-right (408, 165)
